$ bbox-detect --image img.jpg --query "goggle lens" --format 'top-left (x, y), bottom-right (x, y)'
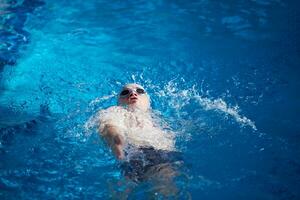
top-left (120, 88), bottom-right (146, 97)
top-left (120, 90), bottom-right (129, 96)
top-left (136, 88), bottom-right (145, 94)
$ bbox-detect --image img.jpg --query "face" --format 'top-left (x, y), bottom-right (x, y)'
top-left (118, 84), bottom-right (150, 111)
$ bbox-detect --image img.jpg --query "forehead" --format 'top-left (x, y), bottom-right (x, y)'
top-left (122, 84), bottom-right (144, 90)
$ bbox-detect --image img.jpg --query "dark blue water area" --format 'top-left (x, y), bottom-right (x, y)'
top-left (0, 0), bottom-right (45, 68)
top-left (1, 0), bottom-right (300, 199)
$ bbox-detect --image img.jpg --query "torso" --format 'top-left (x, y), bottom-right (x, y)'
top-left (99, 106), bottom-right (175, 151)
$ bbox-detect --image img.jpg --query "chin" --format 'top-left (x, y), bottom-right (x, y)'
top-left (129, 102), bottom-right (139, 108)
top-left (129, 99), bottom-right (138, 104)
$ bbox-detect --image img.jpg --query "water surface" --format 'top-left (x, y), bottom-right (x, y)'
top-left (1, 0), bottom-right (300, 199)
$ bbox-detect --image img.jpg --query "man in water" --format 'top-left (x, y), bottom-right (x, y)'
top-left (98, 83), bottom-right (180, 196)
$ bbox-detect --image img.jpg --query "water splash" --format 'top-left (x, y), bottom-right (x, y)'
top-left (160, 78), bottom-right (257, 131)
top-left (88, 93), bottom-right (116, 107)
top-left (84, 111), bottom-right (101, 135)
top-left (194, 96), bottom-right (257, 130)
top-left (84, 76), bottom-right (257, 141)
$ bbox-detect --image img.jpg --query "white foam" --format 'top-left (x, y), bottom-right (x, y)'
top-left (84, 95), bottom-right (176, 151)
top-left (97, 106), bottom-right (175, 151)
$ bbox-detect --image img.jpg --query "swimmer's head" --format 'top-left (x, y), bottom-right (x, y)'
top-left (118, 83), bottom-right (150, 111)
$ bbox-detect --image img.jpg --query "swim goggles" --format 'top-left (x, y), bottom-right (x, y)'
top-left (119, 88), bottom-right (146, 98)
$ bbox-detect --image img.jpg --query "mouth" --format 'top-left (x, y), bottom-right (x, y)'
top-left (129, 97), bottom-right (138, 103)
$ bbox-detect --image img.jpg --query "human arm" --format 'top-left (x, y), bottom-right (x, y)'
top-left (99, 124), bottom-right (125, 160)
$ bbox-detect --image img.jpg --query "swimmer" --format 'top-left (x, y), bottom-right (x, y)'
top-left (98, 83), bottom-right (175, 160)
top-left (98, 83), bottom-right (182, 197)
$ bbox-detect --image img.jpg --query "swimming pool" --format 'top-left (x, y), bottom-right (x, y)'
top-left (1, 0), bottom-right (300, 199)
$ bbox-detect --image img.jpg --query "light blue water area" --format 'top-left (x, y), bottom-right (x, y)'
top-left (1, 0), bottom-right (300, 199)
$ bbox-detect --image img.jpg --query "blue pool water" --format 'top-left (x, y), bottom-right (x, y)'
top-left (1, 0), bottom-right (300, 199)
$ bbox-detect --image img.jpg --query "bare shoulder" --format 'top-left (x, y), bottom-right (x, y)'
top-left (98, 106), bottom-right (125, 132)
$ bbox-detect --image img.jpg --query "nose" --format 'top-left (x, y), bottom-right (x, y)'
top-left (129, 91), bottom-right (138, 97)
